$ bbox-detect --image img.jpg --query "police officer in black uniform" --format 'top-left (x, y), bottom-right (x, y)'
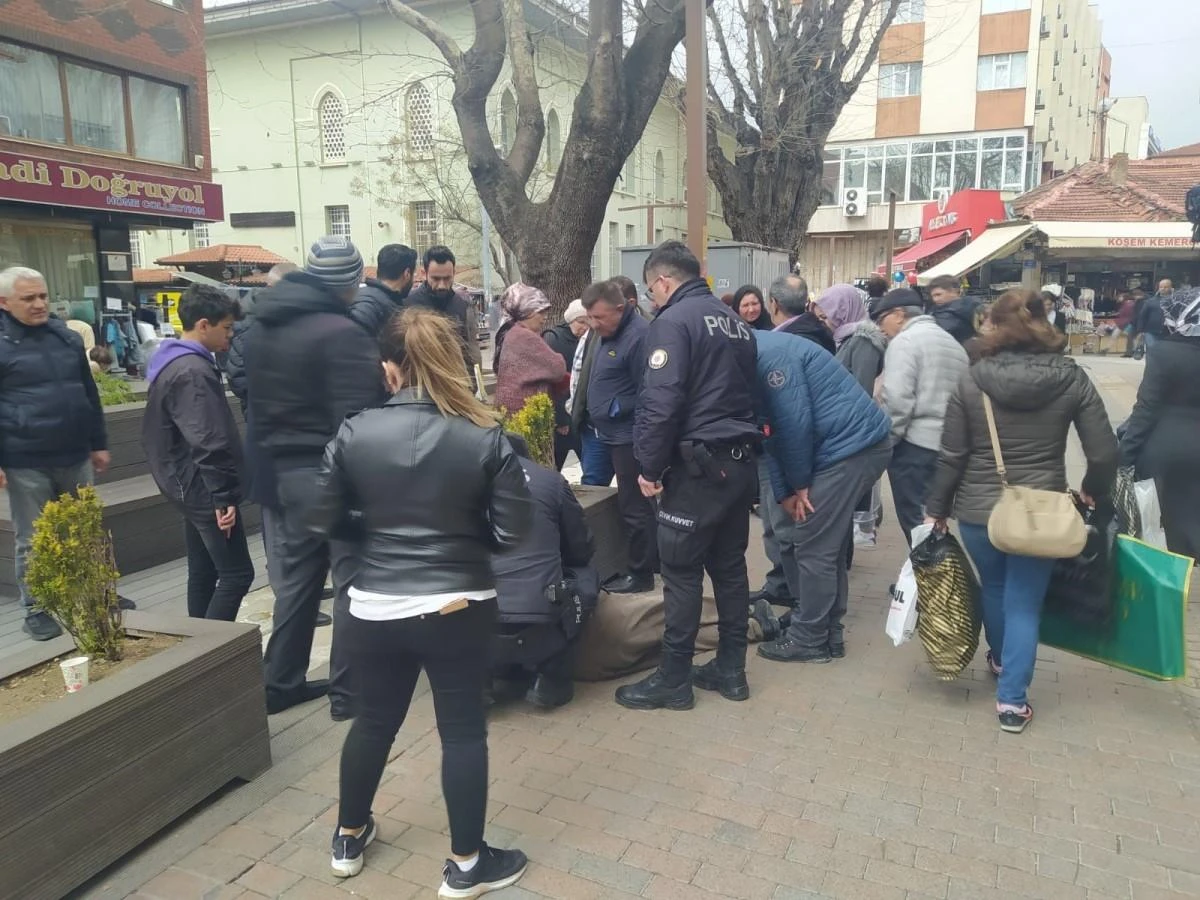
top-left (615, 241), bottom-right (760, 711)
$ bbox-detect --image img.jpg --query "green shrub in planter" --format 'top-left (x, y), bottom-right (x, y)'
top-left (25, 486), bottom-right (124, 661)
top-left (95, 371), bottom-right (136, 406)
top-left (504, 392), bottom-right (556, 470)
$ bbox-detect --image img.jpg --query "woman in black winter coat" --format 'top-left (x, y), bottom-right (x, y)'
top-left (308, 308), bottom-right (534, 896)
top-left (1120, 288), bottom-right (1200, 560)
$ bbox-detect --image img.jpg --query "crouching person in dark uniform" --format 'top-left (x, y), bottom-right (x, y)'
top-left (492, 434), bottom-right (599, 709)
top-left (615, 241), bottom-right (760, 711)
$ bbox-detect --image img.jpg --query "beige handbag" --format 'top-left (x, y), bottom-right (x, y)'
top-left (981, 393), bottom-right (1086, 559)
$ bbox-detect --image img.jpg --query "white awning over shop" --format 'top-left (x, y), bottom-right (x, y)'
top-left (917, 222), bottom-right (1037, 285)
top-left (1036, 220), bottom-right (1195, 251)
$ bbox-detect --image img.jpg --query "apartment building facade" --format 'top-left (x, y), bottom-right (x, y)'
top-left (0, 0), bottom-right (222, 317)
top-left (797, 0), bottom-right (1105, 288)
top-left (137, 0), bottom-right (731, 285)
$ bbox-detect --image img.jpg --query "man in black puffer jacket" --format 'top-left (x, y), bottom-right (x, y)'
top-left (927, 274), bottom-right (983, 360)
top-left (492, 434), bottom-right (598, 709)
top-left (245, 237), bottom-right (384, 718)
top-left (225, 261), bottom-right (298, 412)
top-left (349, 243), bottom-right (416, 337)
top-left (0, 265), bottom-right (109, 642)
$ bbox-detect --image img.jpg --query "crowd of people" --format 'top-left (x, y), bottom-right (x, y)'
top-left (3, 240), bottom-right (1199, 895)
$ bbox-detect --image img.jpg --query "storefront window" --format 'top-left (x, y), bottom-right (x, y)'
top-left (954, 138), bottom-right (979, 192)
top-left (0, 42), bottom-right (65, 144)
top-left (980, 136), bottom-right (1003, 189)
top-left (129, 77), bottom-right (185, 164)
top-left (884, 147), bottom-right (908, 200)
top-left (820, 152), bottom-right (841, 205)
top-left (844, 147), bottom-right (866, 192)
top-left (909, 153), bottom-right (933, 201)
top-left (0, 220), bottom-right (101, 320)
top-left (820, 131), bottom-right (1029, 206)
top-left (66, 63), bottom-right (128, 155)
top-left (0, 40), bottom-right (186, 165)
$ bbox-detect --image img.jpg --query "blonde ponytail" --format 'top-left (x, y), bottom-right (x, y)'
top-left (381, 307), bottom-right (500, 428)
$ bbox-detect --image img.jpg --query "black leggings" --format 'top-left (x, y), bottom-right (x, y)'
top-left (338, 598), bottom-right (496, 856)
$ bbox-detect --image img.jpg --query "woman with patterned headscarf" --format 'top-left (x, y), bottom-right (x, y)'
top-left (1120, 287), bottom-right (1200, 559)
top-left (493, 283), bottom-right (568, 417)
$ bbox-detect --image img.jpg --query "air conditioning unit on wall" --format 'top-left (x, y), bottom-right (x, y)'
top-left (842, 188), bottom-right (866, 218)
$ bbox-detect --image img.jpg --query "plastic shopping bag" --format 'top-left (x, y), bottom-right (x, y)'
top-left (1042, 535), bottom-right (1192, 680)
top-left (885, 524), bottom-right (931, 647)
top-left (1112, 467), bottom-right (1141, 537)
top-left (910, 529), bottom-right (982, 681)
top-left (1134, 479), bottom-right (1167, 550)
top-left (1046, 500), bottom-right (1116, 631)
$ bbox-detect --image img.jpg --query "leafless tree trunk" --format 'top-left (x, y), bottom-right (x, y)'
top-left (385, 0), bottom-right (688, 311)
top-left (702, 0), bottom-right (900, 262)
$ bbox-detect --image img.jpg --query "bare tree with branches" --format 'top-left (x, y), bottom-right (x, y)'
top-left (703, 0), bottom-right (901, 260)
top-left (384, 0), bottom-right (689, 310)
top-left (350, 127), bottom-right (527, 286)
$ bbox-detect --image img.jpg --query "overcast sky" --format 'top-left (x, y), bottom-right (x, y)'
top-left (1097, 0), bottom-right (1200, 149)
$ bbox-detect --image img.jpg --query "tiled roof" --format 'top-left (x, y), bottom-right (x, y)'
top-left (153, 244), bottom-right (290, 266)
top-left (1155, 142), bottom-right (1200, 159)
top-left (132, 268), bottom-right (179, 285)
top-left (1012, 156), bottom-right (1200, 222)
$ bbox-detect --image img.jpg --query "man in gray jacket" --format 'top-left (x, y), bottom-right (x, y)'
top-left (873, 289), bottom-right (969, 545)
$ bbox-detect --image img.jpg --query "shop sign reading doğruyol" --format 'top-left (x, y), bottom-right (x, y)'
top-left (0, 151), bottom-right (224, 222)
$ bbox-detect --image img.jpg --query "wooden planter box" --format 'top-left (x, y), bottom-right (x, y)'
top-left (0, 612), bottom-right (271, 900)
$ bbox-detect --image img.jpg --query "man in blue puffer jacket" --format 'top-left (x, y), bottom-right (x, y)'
top-left (754, 330), bottom-right (893, 664)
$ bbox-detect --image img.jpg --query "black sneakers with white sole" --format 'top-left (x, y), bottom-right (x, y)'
top-left (330, 814), bottom-right (376, 878)
top-left (438, 843), bottom-right (528, 898)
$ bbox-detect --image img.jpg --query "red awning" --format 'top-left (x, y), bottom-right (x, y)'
top-left (880, 230), bottom-right (969, 274)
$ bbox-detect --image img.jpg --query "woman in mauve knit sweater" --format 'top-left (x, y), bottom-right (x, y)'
top-left (493, 283), bottom-right (568, 416)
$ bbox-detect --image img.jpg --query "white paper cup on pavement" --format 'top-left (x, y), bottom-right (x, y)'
top-left (60, 656), bottom-right (90, 693)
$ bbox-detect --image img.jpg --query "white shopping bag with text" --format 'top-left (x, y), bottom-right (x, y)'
top-left (885, 524), bottom-right (933, 647)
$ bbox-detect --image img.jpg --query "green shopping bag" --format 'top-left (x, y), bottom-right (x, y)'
top-left (1040, 535), bottom-right (1192, 681)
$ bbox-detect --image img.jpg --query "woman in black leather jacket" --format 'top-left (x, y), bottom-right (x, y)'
top-left (308, 308), bottom-right (533, 896)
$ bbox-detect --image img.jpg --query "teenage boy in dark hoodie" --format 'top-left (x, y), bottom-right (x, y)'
top-left (143, 284), bottom-right (254, 622)
top-left (350, 243), bottom-right (416, 336)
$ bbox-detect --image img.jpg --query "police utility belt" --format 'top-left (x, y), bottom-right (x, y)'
top-left (676, 440), bottom-right (756, 480)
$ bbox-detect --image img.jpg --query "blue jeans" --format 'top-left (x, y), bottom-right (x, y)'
top-left (959, 523), bottom-right (1056, 707)
top-left (579, 427), bottom-right (615, 486)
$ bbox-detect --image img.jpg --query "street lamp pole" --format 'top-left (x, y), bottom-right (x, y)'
top-left (685, 0), bottom-right (708, 274)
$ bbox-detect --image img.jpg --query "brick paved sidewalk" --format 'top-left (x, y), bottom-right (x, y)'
top-left (86, 501), bottom-right (1200, 900)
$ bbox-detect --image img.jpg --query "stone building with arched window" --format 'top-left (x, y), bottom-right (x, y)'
top-left (137, 0), bottom-right (732, 286)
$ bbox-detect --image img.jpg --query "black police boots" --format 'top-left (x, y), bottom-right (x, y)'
top-left (614, 668), bottom-right (694, 711)
top-left (526, 674), bottom-right (574, 710)
top-left (604, 572), bottom-right (654, 594)
top-left (691, 659), bottom-right (749, 701)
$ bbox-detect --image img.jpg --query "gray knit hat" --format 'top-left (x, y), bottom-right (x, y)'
top-left (305, 235), bottom-right (364, 289)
